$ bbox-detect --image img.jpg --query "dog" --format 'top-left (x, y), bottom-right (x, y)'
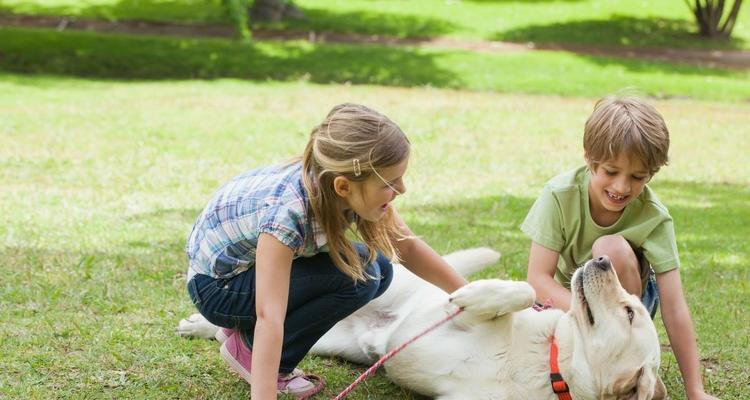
top-left (177, 248), bottom-right (666, 400)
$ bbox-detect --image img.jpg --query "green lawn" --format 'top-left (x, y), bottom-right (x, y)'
top-left (1, 0), bottom-right (748, 49)
top-left (1, 76), bottom-right (748, 399)
top-left (2, 27), bottom-right (750, 102)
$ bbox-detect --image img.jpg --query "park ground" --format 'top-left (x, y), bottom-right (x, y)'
top-left (1, 1), bottom-right (749, 399)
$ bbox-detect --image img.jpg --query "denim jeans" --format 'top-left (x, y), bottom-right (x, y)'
top-left (632, 244), bottom-right (659, 319)
top-left (187, 244), bottom-right (393, 373)
top-left (641, 272), bottom-right (659, 320)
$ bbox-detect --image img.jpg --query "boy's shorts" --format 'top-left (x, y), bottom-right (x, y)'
top-left (632, 244), bottom-right (659, 319)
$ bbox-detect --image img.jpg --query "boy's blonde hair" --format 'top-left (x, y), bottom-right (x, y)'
top-left (584, 95), bottom-right (670, 176)
top-left (301, 103), bottom-right (410, 281)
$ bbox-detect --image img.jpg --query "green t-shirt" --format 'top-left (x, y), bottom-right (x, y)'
top-left (521, 166), bottom-right (680, 288)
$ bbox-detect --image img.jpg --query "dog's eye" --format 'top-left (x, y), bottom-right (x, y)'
top-left (625, 306), bottom-right (634, 323)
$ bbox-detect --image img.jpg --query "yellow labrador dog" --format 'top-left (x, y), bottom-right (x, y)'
top-left (177, 248), bottom-right (666, 400)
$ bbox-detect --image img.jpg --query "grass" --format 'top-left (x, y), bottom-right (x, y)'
top-left (0, 76), bottom-right (748, 399)
top-left (0, 0), bottom-right (748, 49)
top-left (2, 27), bottom-right (750, 102)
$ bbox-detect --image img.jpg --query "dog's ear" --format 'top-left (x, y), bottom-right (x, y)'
top-left (612, 368), bottom-right (640, 400)
top-left (652, 375), bottom-right (667, 400)
top-left (614, 366), bottom-right (665, 400)
top-left (634, 366), bottom-right (665, 400)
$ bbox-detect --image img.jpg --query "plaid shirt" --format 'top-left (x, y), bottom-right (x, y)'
top-left (186, 162), bottom-right (327, 280)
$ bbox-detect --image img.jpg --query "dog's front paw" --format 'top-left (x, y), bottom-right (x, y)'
top-left (175, 313), bottom-right (220, 339)
top-left (450, 280), bottom-right (535, 318)
top-left (450, 280), bottom-right (501, 317)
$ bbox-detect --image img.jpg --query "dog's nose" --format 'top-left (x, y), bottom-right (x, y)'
top-left (592, 255), bottom-right (610, 271)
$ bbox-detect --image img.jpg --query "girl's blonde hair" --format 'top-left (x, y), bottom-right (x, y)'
top-left (301, 103), bottom-right (410, 281)
top-left (584, 95), bottom-right (670, 176)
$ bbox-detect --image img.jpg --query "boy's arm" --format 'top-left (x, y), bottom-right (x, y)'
top-left (391, 208), bottom-right (467, 294)
top-left (527, 241), bottom-right (572, 310)
top-left (657, 269), bottom-right (718, 400)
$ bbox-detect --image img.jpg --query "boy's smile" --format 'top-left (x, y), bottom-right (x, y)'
top-left (587, 153), bottom-right (650, 226)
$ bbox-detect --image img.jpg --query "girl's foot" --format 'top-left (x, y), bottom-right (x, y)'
top-left (215, 327), bottom-right (235, 344)
top-left (219, 331), bottom-right (252, 384)
top-left (220, 332), bottom-right (324, 398)
top-left (277, 369), bottom-right (323, 397)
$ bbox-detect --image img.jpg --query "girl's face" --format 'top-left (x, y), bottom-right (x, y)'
top-left (345, 158), bottom-right (408, 222)
top-left (588, 153), bottom-right (650, 226)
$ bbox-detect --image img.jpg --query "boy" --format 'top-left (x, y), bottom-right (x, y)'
top-left (521, 95), bottom-right (718, 400)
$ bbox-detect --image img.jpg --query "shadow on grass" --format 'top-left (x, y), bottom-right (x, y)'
top-left (0, 27), bottom-right (459, 86)
top-left (272, 7), bottom-right (458, 38)
top-left (0, 0), bottom-right (227, 24)
top-left (570, 52), bottom-right (742, 80)
top-left (494, 15), bottom-right (747, 50)
top-left (2, 25), bottom-right (745, 92)
top-left (652, 179), bottom-right (750, 267)
top-left (0, 0), bottom-right (460, 38)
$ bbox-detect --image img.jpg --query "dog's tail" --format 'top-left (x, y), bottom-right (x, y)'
top-left (443, 247), bottom-right (501, 277)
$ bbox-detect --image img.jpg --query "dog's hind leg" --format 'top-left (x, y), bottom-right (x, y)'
top-left (310, 317), bottom-right (381, 365)
top-left (176, 313), bottom-right (220, 340)
top-left (442, 248), bottom-right (501, 277)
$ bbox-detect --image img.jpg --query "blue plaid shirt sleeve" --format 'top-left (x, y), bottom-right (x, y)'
top-left (257, 203), bottom-right (305, 251)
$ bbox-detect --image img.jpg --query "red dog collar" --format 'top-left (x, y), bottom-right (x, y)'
top-left (549, 336), bottom-right (572, 400)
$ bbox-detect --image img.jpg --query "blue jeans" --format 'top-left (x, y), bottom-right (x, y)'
top-left (187, 244), bottom-right (393, 373)
top-left (641, 272), bottom-right (659, 319)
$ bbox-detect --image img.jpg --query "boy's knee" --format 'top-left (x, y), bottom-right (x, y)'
top-left (592, 235), bottom-right (643, 296)
top-left (592, 235), bottom-right (639, 275)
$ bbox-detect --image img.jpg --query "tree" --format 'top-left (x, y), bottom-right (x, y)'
top-left (224, 0), bottom-right (251, 40)
top-left (684, 0), bottom-right (744, 39)
top-left (250, 0), bottom-right (304, 23)
top-left (223, 0), bottom-right (304, 40)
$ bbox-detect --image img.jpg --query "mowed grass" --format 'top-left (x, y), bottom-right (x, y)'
top-left (1, 0), bottom-right (749, 49)
top-left (2, 27), bottom-right (750, 103)
top-left (1, 76), bottom-right (749, 399)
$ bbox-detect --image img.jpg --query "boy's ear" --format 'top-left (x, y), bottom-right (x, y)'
top-left (333, 176), bottom-right (351, 198)
top-left (584, 155), bottom-right (597, 171)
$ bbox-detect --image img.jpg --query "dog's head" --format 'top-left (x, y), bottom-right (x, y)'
top-left (565, 256), bottom-right (666, 400)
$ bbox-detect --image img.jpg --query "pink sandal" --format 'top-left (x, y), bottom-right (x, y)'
top-left (278, 369), bottom-right (325, 399)
top-left (220, 332), bottom-right (325, 398)
top-left (215, 327), bottom-right (235, 344)
top-left (219, 331), bottom-right (252, 384)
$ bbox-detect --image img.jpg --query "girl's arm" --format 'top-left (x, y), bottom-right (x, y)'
top-left (656, 269), bottom-right (718, 400)
top-left (251, 233), bottom-right (294, 400)
top-left (526, 241), bottom-right (572, 310)
top-left (391, 209), bottom-right (466, 293)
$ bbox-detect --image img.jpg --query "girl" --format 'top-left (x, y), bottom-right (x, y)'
top-left (185, 103), bottom-right (467, 399)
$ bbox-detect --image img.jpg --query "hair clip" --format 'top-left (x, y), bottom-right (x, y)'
top-left (353, 159), bottom-right (362, 176)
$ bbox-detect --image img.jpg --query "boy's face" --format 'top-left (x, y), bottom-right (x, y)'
top-left (587, 153), bottom-right (651, 221)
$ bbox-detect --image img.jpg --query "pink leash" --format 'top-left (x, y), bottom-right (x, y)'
top-left (332, 307), bottom-right (464, 400)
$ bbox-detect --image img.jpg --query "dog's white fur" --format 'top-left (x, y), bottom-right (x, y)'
top-left (177, 248), bottom-right (666, 400)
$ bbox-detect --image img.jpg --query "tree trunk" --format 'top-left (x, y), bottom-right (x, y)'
top-left (686, 0), bottom-right (744, 39)
top-left (249, 0), bottom-right (305, 23)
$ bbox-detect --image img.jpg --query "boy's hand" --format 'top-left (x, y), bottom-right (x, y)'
top-left (688, 390), bottom-right (719, 400)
